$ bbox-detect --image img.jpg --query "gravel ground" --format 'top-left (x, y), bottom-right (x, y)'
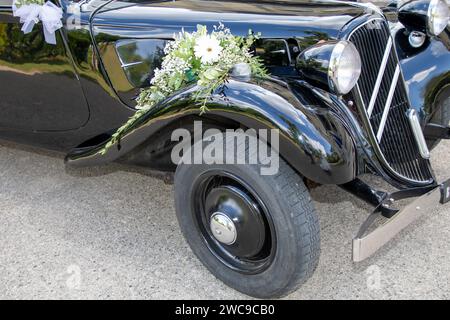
top-left (0, 139), bottom-right (449, 300)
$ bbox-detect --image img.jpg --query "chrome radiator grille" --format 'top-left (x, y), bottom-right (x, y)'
top-left (348, 19), bottom-right (433, 184)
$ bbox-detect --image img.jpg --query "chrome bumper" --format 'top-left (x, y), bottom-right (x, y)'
top-left (353, 179), bottom-right (450, 262)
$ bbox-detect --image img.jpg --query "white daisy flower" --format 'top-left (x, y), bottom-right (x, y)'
top-left (194, 35), bottom-right (223, 64)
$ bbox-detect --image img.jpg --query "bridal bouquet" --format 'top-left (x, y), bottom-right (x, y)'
top-left (101, 23), bottom-right (268, 154)
top-left (12, 0), bottom-right (63, 45)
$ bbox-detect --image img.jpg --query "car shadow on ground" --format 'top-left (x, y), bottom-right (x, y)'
top-left (0, 139), bottom-right (449, 299)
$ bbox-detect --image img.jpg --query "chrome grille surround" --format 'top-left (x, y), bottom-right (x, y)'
top-left (346, 18), bottom-right (434, 185)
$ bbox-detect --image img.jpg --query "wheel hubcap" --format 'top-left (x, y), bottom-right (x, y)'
top-left (192, 172), bottom-right (276, 274)
top-left (210, 212), bottom-right (237, 245)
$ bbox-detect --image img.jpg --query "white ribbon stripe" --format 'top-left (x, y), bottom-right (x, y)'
top-left (12, 1), bottom-right (63, 45)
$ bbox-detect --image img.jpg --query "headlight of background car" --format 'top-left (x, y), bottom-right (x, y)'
top-left (296, 40), bottom-right (361, 95)
top-left (428, 0), bottom-right (450, 36)
top-left (399, 0), bottom-right (449, 37)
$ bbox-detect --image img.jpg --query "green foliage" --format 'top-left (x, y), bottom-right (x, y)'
top-left (14, 0), bottom-right (45, 7)
top-left (100, 24), bottom-right (268, 155)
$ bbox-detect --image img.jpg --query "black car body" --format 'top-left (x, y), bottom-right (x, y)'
top-left (1, 0), bottom-right (449, 298)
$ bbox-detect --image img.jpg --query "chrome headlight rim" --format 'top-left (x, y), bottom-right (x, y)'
top-left (327, 40), bottom-right (362, 95)
top-left (427, 0), bottom-right (450, 36)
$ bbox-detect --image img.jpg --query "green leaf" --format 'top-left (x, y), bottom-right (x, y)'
top-left (98, 23), bottom-right (271, 156)
top-left (196, 24), bottom-right (207, 36)
top-left (185, 69), bottom-right (197, 82)
top-left (150, 91), bottom-right (165, 102)
top-left (197, 78), bottom-right (208, 87)
top-left (174, 76), bottom-right (184, 90)
top-left (203, 68), bottom-right (221, 81)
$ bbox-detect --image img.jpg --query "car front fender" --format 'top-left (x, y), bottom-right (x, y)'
top-left (395, 27), bottom-right (450, 123)
top-left (65, 78), bottom-right (357, 185)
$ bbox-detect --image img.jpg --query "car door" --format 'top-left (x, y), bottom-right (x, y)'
top-left (0, 0), bottom-right (89, 131)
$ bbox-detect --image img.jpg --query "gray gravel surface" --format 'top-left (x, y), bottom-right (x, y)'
top-left (0, 139), bottom-right (449, 299)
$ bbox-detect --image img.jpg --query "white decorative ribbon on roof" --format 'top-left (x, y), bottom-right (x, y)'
top-left (12, 1), bottom-right (63, 45)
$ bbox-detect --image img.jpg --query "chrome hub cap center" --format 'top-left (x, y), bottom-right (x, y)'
top-left (209, 212), bottom-right (237, 245)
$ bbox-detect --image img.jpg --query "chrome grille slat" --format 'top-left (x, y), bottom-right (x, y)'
top-left (348, 19), bottom-right (433, 184)
top-left (376, 64), bottom-right (400, 141)
top-left (367, 37), bottom-right (392, 117)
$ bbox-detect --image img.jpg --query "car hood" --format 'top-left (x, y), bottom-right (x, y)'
top-left (92, 0), bottom-right (376, 42)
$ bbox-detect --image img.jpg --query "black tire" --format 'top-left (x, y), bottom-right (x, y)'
top-left (174, 132), bottom-right (320, 298)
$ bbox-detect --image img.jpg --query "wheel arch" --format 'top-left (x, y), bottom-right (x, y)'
top-left (65, 78), bottom-right (357, 185)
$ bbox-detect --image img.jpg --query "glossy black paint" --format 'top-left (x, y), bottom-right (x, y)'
top-left (397, 0), bottom-right (430, 34)
top-left (0, 0), bottom-right (134, 150)
top-left (0, 0), bottom-right (448, 190)
top-left (394, 25), bottom-right (450, 125)
top-left (91, 0), bottom-right (370, 107)
top-left (92, 0), bottom-right (367, 40)
top-left (67, 77), bottom-right (357, 185)
top-left (0, 5), bottom-right (89, 132)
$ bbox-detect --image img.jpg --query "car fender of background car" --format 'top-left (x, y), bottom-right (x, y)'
top-left (0, 0), bottom-right (449, 298)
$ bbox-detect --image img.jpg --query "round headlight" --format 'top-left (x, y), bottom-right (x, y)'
top-left (427, 0), bottom-right (449, 36)
top-left (328, 41), bottom-right (362, 95)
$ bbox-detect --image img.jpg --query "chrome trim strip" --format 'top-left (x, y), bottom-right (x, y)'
top-left (328, 41), bottom-right (347, 94)
top-left (367, 37), bottom-right (393, 118)
top-left (121, 61), bottom-right (144, 68)
top-left (346, 17), bottom-right (385, 40)
top-left (353, 184), bottom-right (442, 262)
top-left (376, 64), bottom-right (400, 142)
top-left (407, 109), bottom-right (431, 159)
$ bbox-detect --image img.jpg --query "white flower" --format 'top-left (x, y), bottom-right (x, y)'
top-left (194, 35), bottom-right (223, 64)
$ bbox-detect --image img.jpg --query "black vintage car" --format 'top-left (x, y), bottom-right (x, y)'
top-left (1, 0), bottom-right (449, 298)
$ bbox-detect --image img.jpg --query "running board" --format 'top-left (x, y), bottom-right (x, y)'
top-left (353, 179), bottom-right (450, 262)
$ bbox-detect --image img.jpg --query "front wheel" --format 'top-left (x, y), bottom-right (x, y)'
top-left (174, 133), bottom-right (320, 298)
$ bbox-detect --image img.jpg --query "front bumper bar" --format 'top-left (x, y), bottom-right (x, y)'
top-left (353, 179), bottom-right (450, 262)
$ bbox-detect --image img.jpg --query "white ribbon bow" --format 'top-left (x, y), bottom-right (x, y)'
top-left (12, 1), bottom-right (63, 45)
